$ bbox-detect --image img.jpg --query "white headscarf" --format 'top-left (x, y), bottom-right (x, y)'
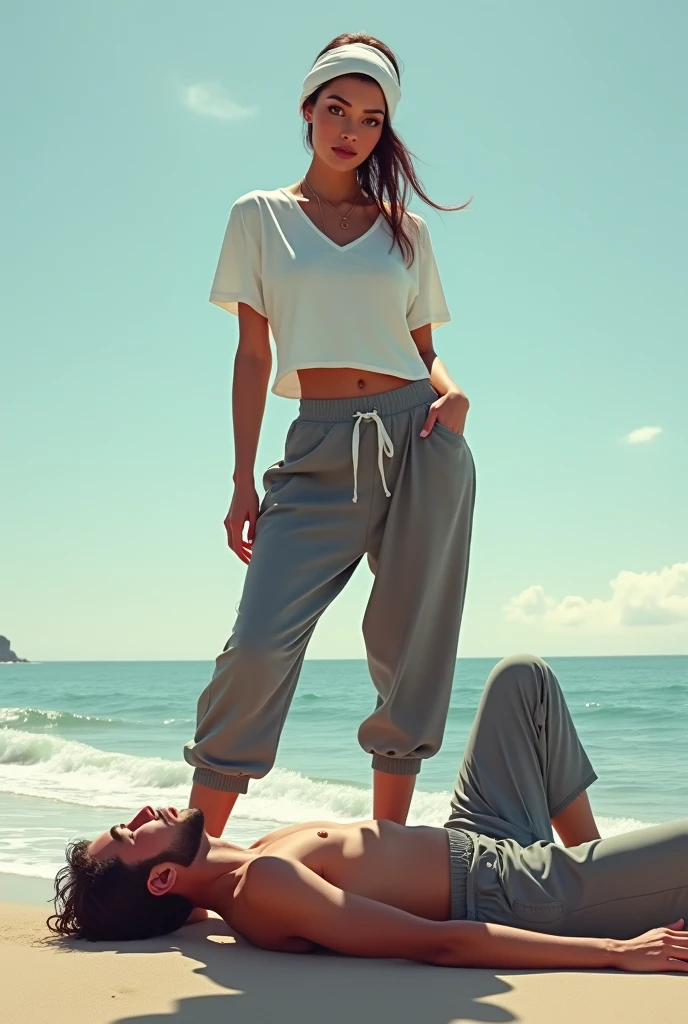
top-left (298, 43), bottom-right (401, 121)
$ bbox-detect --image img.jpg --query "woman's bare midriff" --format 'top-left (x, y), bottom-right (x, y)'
top-left (298, 367), bottom-right (418, 400)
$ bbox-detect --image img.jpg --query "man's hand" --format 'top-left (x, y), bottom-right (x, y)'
top-left (612, 920), bottom-right (688, 972)
top-left (420, 389), bottom-right (469, 438)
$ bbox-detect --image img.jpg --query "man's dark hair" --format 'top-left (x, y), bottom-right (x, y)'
top-left (47, 839), bottom-right (193, 941)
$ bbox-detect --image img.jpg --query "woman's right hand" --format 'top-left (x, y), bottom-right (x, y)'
top-left (224, 480), bottom-right (260, 565)
top-left (613, 920), bottom-right (688, 972)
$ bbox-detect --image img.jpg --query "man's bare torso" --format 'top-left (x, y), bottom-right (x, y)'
top-left (241, 819), bottom-right (452, 921)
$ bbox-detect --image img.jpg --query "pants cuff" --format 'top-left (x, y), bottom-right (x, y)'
top-left (371, 754), bottom-right (422, 775)
top-left (193, 767), bottom-right (250, 794)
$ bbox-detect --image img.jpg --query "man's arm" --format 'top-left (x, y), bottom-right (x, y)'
top-left (238, 857), bottom-right (688, 972)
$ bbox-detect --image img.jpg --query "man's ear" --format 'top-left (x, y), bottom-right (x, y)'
top-left (147, 863), bottom-right (178, 897)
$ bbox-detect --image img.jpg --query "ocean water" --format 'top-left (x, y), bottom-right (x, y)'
top-left (1, 657), bottom-right (687, 887)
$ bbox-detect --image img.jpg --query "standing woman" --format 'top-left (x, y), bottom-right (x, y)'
top-left (185, 32), bottom-right (476, 835)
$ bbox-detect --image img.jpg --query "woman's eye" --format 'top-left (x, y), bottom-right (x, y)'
top-left (327, 106), bottom-right (380, 127)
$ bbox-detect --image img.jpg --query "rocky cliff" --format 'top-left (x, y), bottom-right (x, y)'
top-left (0, 636), bottom-right (28, 663)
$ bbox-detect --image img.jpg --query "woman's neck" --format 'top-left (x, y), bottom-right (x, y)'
top-left (302, 157), bottom-right (360, 206)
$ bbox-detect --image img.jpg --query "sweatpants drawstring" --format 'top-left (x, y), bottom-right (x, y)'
top-left (351, 409), bottom-right (394, 503)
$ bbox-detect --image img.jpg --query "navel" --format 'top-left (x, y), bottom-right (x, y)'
top-left (357, 378), bottom-right (365, 390)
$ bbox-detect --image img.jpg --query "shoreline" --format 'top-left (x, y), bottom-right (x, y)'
top-left (0, 872), bottom-right (55, 907)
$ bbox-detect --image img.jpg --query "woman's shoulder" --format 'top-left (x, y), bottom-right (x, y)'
top-left (231, 187), bottom-right (291, 211)
top-left (380, 208), bottom-right (428, 252)
top-left (377, 201), bottom-right (428, 234)
top-left (402, 208), bottom-right (430, 236)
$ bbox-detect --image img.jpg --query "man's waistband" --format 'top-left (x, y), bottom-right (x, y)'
top-left (446, 827), bottom-right (475, 921)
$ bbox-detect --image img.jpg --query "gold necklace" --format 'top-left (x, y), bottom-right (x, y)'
top-left (302, 177), bottom-right (362, 230)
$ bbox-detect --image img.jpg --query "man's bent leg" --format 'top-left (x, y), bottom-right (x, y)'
top-left (551, 790), bottom-right (600, 847)
top-left (445, 655), bottom-right (597, 844)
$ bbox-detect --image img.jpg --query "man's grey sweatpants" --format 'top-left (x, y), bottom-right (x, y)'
top-left (185, 380), bottom-right (476, 793)
top-left (445, 656), bottom-right (688, 938)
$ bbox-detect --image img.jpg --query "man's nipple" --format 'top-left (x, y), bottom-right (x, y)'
top-left (317, 830), bottom-right (329, 839)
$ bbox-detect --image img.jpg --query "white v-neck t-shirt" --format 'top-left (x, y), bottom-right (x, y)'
top-left (209, 188), bottom-right (451, 399)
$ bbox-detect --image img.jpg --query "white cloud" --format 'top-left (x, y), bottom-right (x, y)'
top-left (504, 585), bottom-right (554, 621)
top-left (181, 83), bottom-right (256, 121)
top-left (505, 563), bottom-right (688, 631)
top-left (623, 426), bottom-right (662, 444)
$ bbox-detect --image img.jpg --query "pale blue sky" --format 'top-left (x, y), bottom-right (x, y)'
top-left (2, 1), bottom-right (687, 660)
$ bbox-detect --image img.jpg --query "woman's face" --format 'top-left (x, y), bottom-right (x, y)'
top-left (306, 74), bottom-right (386, 173)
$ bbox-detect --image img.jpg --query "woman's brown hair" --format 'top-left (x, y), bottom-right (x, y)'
top-left (301, 32), bottom-right (470, 265)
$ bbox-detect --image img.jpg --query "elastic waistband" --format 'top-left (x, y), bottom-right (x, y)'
top-left (298, 378), bottom-right (437, 423)
top-left (445, 827), bottom-right (475, 921)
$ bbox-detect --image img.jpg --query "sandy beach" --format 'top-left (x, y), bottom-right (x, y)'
top-left (2, 896), bottom-right (683, 1024)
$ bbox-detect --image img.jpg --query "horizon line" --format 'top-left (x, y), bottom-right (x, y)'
top-left (4, 653), bottom-right (688, 664)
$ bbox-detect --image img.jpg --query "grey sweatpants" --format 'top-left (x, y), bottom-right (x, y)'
top-left (446, 656), bottom-right (688, 938)
top-left (185, 380), bottom-right (476, 793)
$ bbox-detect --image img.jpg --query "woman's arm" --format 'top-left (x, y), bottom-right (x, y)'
top-left (232, 302), bottom-right (272, 482)
top-left (410, 324), bottom-right (469, 435)
top-left (224, 302), bottom-right (272, 563)
top-left (238, 857), bottom-right (688, 973)
top-left (411, 325), bottom-right (460, 396)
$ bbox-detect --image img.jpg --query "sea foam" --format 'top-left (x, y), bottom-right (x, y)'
top-left (0, 707), bottom-right (124, 730)
top-left (0, 728), bottom-right (656, 839)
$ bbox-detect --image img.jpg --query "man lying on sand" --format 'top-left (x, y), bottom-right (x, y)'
top-left (49, 656), bottom-right (688, 972)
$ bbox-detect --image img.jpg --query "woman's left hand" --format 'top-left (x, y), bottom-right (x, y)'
top-left (420, 389), bottom-right (470, 438)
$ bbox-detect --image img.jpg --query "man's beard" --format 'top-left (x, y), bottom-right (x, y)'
top-left (164, 808), bottom-right (206, 867)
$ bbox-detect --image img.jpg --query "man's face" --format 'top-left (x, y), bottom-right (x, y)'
top-left (88, 806), bottom-right (205, 868)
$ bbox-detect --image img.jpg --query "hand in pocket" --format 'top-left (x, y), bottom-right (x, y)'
top-left (420, 390), bottom-right (470, 437)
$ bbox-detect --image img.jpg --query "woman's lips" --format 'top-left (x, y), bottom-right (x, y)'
top-left (331, 146), bottom-right (357, 160)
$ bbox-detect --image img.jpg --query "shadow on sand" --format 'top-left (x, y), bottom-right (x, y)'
top-left (64, 916), bottom-right (519, 1024)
